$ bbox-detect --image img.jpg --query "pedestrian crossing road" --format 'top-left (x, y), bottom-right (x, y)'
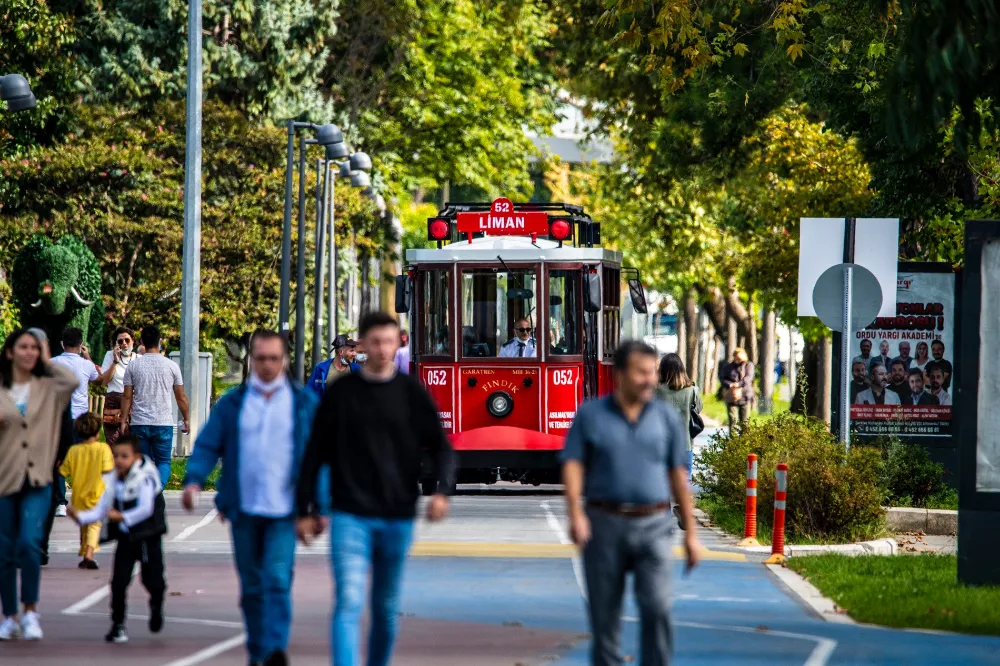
top-left (16, 485), bottom-right (1000, 665)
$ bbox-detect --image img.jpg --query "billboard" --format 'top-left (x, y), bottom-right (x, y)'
top-left (849, 270), bottom-right (955, 438)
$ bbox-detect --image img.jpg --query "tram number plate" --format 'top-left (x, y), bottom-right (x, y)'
top-left (552, 369), bottom-right (575, 386)
top-left (426, 369), bottom-right (449, 386)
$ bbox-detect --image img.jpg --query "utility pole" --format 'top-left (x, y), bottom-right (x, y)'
top-left (179, 0), bottom-right (203, 451)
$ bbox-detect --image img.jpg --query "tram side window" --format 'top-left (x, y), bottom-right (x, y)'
top-left (421, 270), bottom-right (450, 356)
top-left (548, 270), bottom-right (581, 355)
top-left (602, 266), bottom-right (620, 358)
top-left (461, 269), bottom-right (537, 357)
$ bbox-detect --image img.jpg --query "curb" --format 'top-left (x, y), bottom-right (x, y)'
top-left (885, 507), bottom-right (957, 535)
top-left (766, 564), bottom-right (856, 624)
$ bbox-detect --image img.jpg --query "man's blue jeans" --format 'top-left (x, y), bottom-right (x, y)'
top-left (131, 425), bottom-right (174, 487)
top-left (230, 514), bottom-right (296, 664)
top-left (329, 511), bottom-right (415, 666)
top-left (0, 482), bottom-right (51, 617)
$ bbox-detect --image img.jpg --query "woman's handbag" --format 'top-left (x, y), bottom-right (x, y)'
top-left (723, 365), bottom-right (746, 404)
top-left (688, 387), bottom-right (705, 439)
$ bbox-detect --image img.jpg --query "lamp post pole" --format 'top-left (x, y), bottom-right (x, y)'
top-left (179, 0), bottom-right (203, 450)
top-left (328, 169), bottom-right (338, 343)
top-left (294, 138), bottom-right (309, 382)
top-left (312, 158), bottom-right (327, 369)
top-left (279, 121), bottom-right (296, 340)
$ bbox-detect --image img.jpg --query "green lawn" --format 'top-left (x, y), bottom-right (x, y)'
top-left (701, 386), bottom-right (791, 426)
top-left (788, 554), bottom-right (1000, 636)
top-left (166, 457), bottom-right (220, 491)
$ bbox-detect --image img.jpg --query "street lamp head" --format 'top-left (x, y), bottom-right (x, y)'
top-left (350, 172), bottom-right (371, 188)
top-left (0, 74), bottom-right (36, 113)
top-left (339, 161), bottom-right (352, 178)
top-left (349, 152), bottom-right (373, 172)
top-left (326, 142), bottom-right (350, 160)
top-left (314, 124), bottom-right (344, 146)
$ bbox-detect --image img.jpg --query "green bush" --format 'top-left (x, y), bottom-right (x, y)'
top-left (695, 412), bottom-right (886, 543)
top-left (869, 437), bottom-right (950, 509)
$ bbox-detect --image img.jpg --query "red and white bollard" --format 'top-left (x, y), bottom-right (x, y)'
top-left (737, 454), bottom-right (760, 547)
top-left (765, 462), bottom-right (788, 564)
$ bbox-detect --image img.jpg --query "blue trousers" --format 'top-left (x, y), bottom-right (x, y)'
top-left (131, 425), bottom-right (174, 487)
top-left (230, 514), bottom-right (297, 663)
top-left (0, 482), bottom-right (51, 617)
top-left (329, 511), bottom-right (415, 666)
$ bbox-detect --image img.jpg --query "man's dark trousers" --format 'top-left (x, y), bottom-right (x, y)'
top-left (583, 507), bottom-right (675, 666)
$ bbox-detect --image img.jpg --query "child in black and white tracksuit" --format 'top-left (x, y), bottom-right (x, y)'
top-left (68, 434), bottom-right (167, 643)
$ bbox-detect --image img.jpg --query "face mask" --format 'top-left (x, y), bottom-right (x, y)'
top-left (121, 346), bottom-right (134, 356)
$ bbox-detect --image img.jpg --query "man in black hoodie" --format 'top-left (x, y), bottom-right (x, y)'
top-left (296, 311), bottom-right (455, 666)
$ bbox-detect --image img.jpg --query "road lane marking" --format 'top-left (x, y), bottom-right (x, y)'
top-left (74, 610), bottom-right (243, 630)
top-left (161, 633), bottom-right (246, 666)
top-left (541, 500), bottom-right (588, 601)
top-left (173, 508), bottom-right (220, 541)
top-left (62, 563), bottom-right (138, 615)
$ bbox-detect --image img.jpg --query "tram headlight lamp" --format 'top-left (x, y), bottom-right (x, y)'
top-left (548, 219), bottom-right (572, 242)
top-left (427, 218), bottom-right (451, 241)
top-left (486, 391), bottom-right (514, 418)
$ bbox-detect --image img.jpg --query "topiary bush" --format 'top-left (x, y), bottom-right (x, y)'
top-left (695, 412), bottom-right (886, 543)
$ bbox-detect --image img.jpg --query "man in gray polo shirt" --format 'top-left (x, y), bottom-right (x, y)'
top-left (561, 340), bottom-right (701, 666)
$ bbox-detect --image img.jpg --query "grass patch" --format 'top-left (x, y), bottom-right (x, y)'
top-left (698, 495), bottom-right (773, 545)
top-left (166, 457), bottom-right (220, 491)
top-left (701, 382), bottom-right (790, 426)
top-left (788, 554), bottom-right (1000, 636)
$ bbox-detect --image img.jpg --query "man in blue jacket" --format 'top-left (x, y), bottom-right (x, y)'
top-left (306, 334), bottom-right (360, 397)
top-left (181, 329), bottom-right (318, 666)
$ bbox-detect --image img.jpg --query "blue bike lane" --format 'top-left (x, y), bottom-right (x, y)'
top-left (399, 553), bottom-right (1000, 665)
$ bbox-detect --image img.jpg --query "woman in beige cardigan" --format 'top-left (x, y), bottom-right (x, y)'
top-left (0, 328), bottom-right (77, 641)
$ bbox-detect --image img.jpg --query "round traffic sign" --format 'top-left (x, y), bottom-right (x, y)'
top-left (812, 263), bottom-right (882, 332)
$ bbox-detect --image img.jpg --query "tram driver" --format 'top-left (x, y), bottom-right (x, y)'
top-left (499, 317), bottom-right (537, 358)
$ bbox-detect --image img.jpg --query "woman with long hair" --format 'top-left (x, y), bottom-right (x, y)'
top-left (657, 353), bottom-right (703, 474)
top-left (719, 347), bottom-right (755, 432)
top-left (98, 327), bottom-right (136, 444)
top-left (0, 328), bottom-right (78, 640)
top-left (913, 340), bottom-right (932, 378)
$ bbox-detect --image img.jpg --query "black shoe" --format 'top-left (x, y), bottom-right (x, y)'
top-left (78, 559), bottom-right (87, 569)
top-left (41, 552), bottom-right (49, 567)
top-left (105, 623), bottom-right (128, 643)
top-left (263, 650), bottom-right (288, 666)
top-left (149, 602), bottom-right (164, 633)
top-left (83, 559), bottom-right (99, 570)
top-left (672, 505), bottom-right (686, 531)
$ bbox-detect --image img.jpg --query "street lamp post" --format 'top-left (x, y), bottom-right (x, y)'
top-left (279, 122), bottom-right (342, 343)
top-left (0, 74), bottom-right (36, 112)
top-left (326, 154), bottom-right (373, 341)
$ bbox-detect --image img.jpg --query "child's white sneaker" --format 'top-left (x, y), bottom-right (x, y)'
top-left (55, 505), bottom-right (67, 517)
top-left (21, 611), bottom-right (42, 640)
top-left (0, 616), bottom-right (19, 640)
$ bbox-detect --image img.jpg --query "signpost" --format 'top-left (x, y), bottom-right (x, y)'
top-left (798, 217), bottom-right (899, 446)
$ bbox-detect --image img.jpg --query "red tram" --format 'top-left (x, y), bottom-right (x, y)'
top-left (395, 198), bottom-right (647, 494)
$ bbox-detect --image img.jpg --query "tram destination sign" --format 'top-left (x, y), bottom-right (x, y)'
top-left (456, 197), bottom-right (549, 236)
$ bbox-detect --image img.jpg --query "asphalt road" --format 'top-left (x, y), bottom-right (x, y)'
top-left (10, 433), bottom-right (1000, 666)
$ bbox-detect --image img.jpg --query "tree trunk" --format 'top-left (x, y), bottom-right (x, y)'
top-left (791, 337), bottom-right (829, 420)
top-left (677, 313), bottom-right (687, 367)
top-left (726, 315), bottom-right (737, 362)
top-left (724, 280), bottom-right (756, 362)
top-left (706, 335), bottom-right (721, 394)
top-left (759, 306), bottom-right (777, 414)
top-left (701, 286), bottom-right (728, 339)
top-left (683, 289), bottom-right (699, 377)
top-left (788, 328), bottom-right (797, 398)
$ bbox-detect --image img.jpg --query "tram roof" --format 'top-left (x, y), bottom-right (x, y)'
top-left (405, 235), bottom-right (622, 264)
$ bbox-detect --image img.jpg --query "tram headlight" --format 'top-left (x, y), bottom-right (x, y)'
top-left (548, 219), bottom-right (572, 242)
top-left (486, 391), bottom-right (514, 418)
top-left (427, 218), bottom-right (451, 241)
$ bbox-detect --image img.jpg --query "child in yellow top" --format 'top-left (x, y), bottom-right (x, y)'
top-left (60, 412), bottom-right (114, 569)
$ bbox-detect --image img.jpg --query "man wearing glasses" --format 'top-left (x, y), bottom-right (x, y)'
top-left (498, 317), bottom-right (537, 358)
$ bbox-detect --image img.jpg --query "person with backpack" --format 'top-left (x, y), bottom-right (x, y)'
top-left (67, 434), bottom-right (167, 644)
top-left (656, 353), bottom-right (703, 475)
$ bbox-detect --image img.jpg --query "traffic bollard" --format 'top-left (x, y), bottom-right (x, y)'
top-left (764, 462), bottom-right (788, 564)
top-left (737, 454), bottom-right (760, 547)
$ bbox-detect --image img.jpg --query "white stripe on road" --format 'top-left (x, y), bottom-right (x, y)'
top-left (172, 508), bottom-right (220, 541)
top-left (63, 507), bottom-right (217, 615)
top-left (160, 633), bottom-right (246, 666)
top-left (540, 500), bottom-right (587, 602)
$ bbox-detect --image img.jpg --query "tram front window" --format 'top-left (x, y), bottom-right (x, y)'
top-left (548, 270), bottom-right (581, 355)
top-left (461, 269), bottom-right (537, 358)
top-left (421, 270), bottom-right (450, 356)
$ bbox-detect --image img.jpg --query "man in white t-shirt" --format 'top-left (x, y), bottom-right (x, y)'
top-left (119, 325), bottom-right (190, 486)
top-left (49, 327), bottom-right (101, 420)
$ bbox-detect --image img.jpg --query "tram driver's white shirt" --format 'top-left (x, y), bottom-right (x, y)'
top-left (499, 337), bottom-right (537, 358)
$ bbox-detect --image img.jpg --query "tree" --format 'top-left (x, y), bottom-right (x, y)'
top-left (0, 0), bottom-right (80, 159)
top-left (54, 0), bottom-right (338, 121)
top-left (0, 101), bottom-right (383, 349)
